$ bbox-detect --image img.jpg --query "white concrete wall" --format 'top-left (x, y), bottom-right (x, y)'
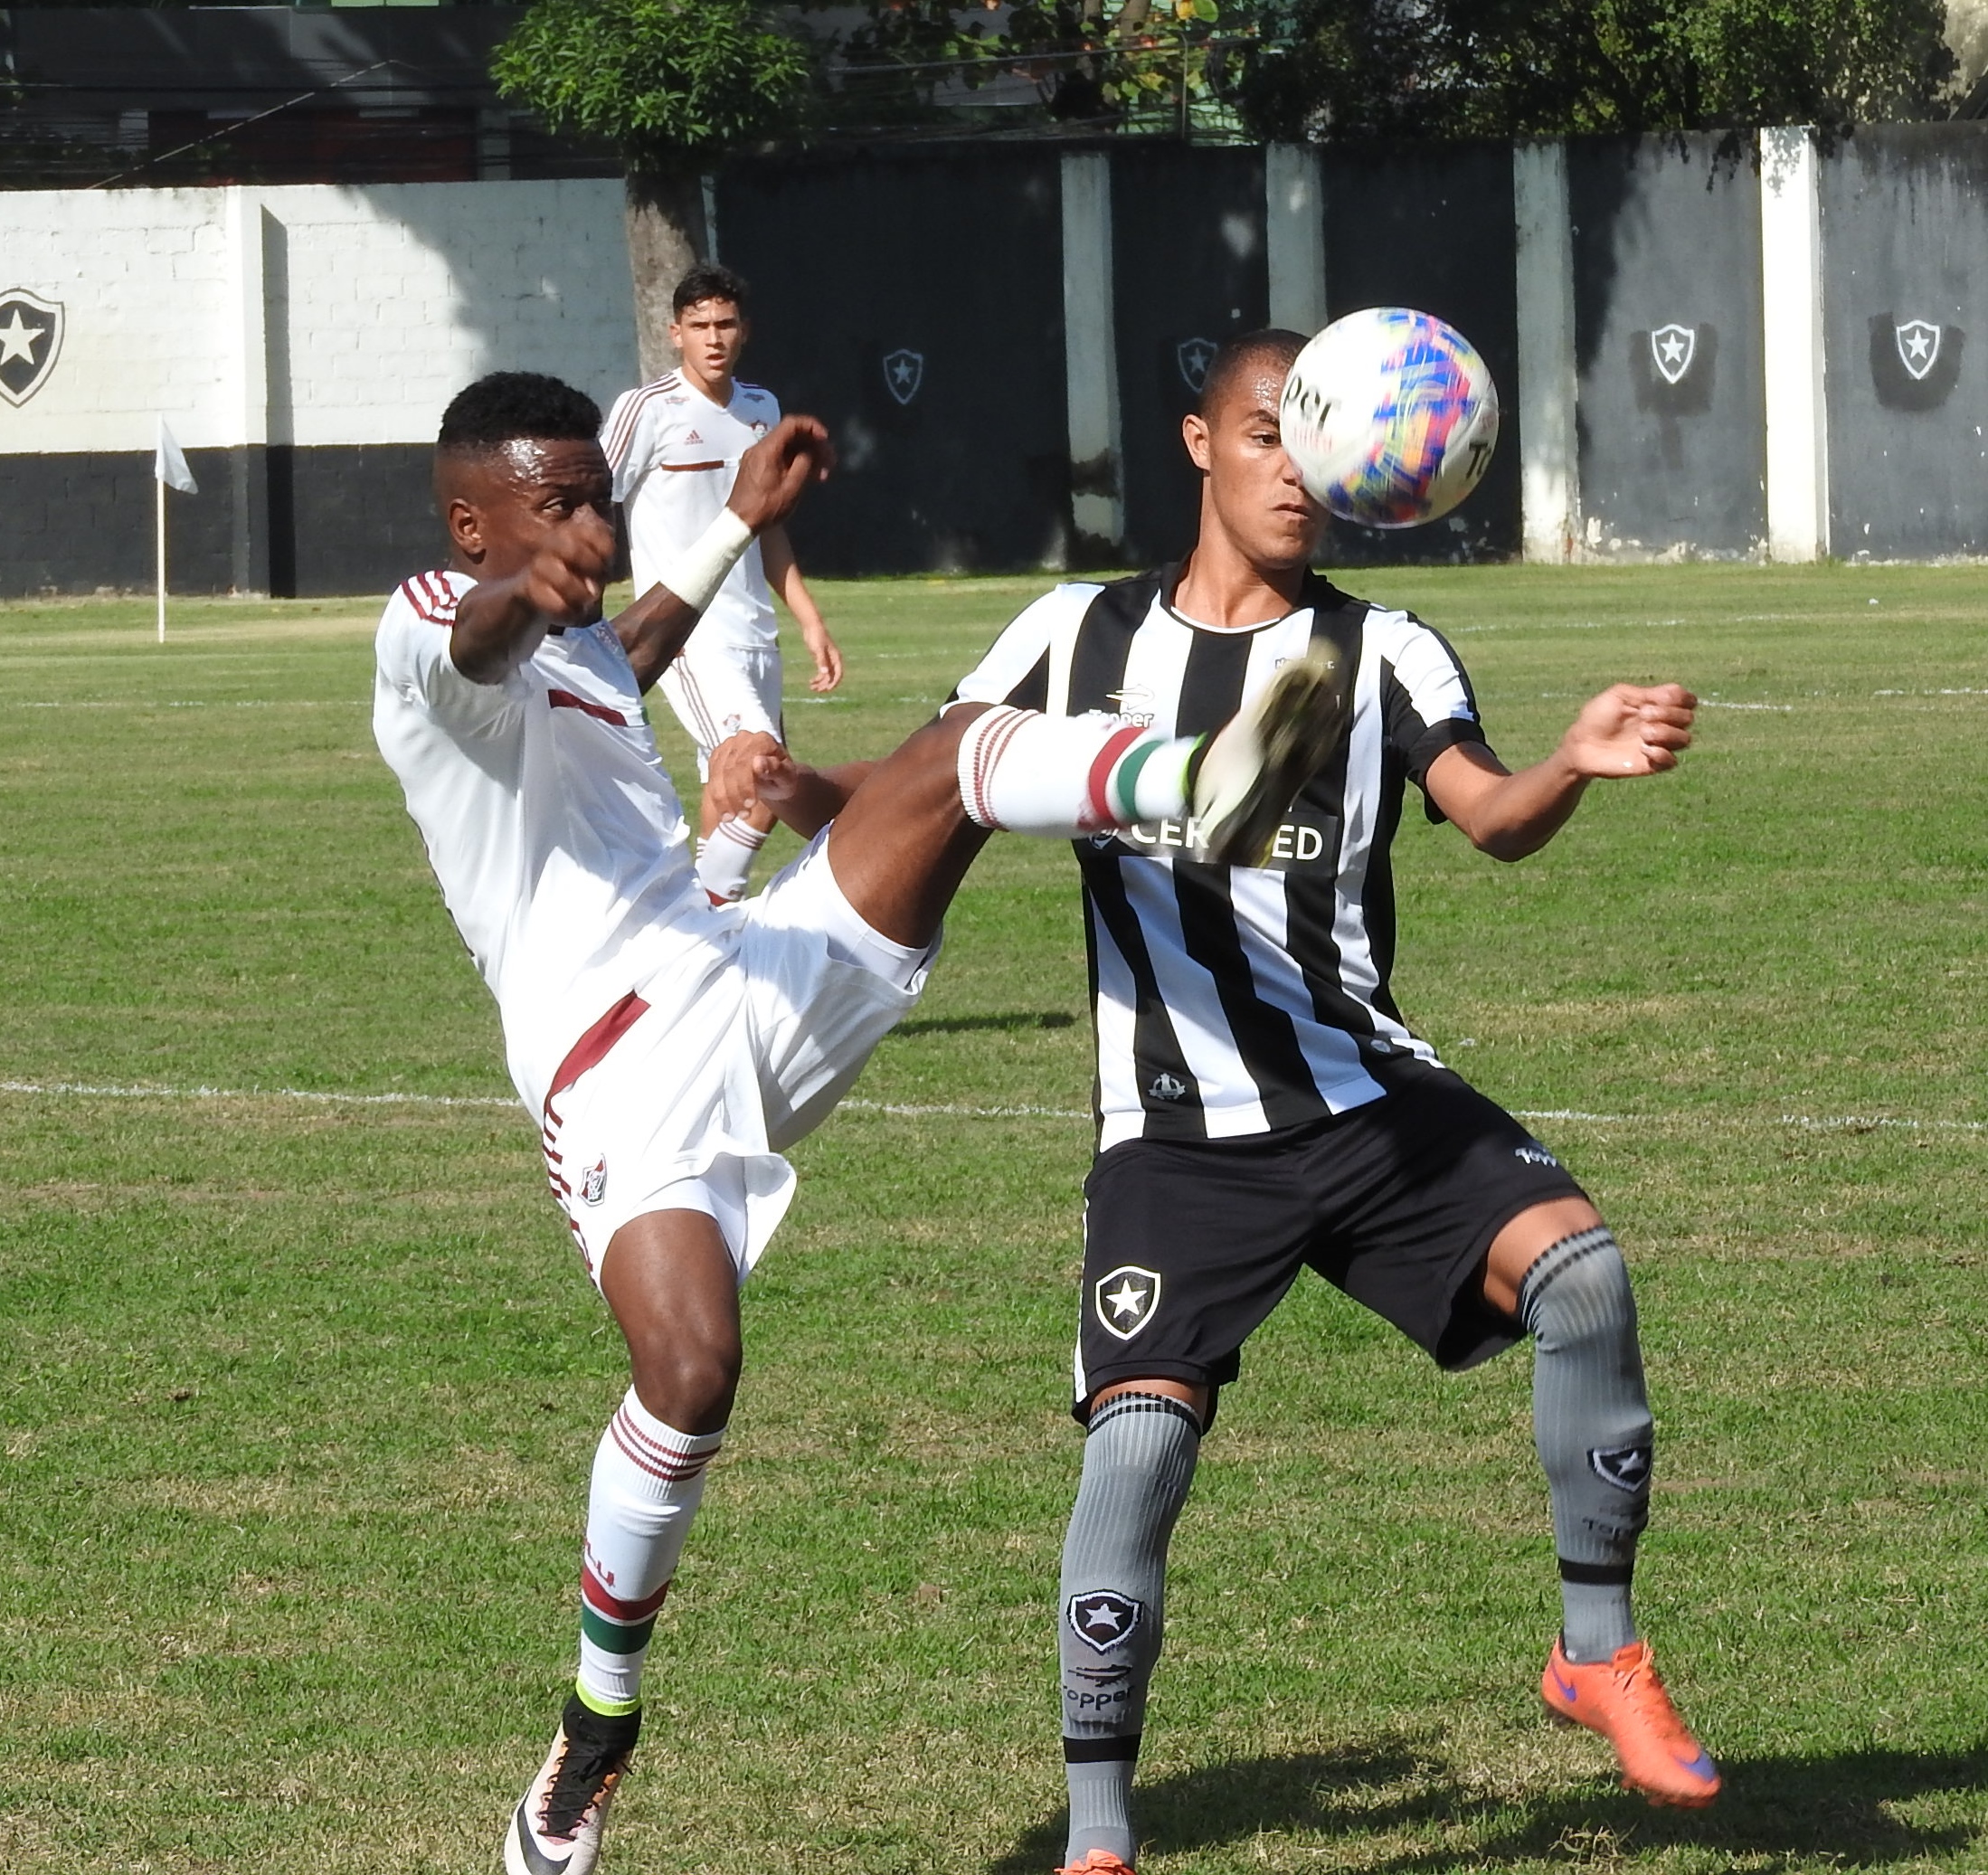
top-left (0, 177), bottom-right (637, 456)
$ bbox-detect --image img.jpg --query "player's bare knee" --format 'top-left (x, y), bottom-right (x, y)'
top-left (626, 1330), bottom-right (742, 1433)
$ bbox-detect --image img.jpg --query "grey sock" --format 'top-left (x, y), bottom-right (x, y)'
top-left (1520, 1227), bottom-right (1652, 1664)
top-left (1059, 1391), bottom-right (1201, 1867)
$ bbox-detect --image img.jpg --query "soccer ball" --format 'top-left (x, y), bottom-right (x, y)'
top-left (1278, 308), bottom-right (1500, 529)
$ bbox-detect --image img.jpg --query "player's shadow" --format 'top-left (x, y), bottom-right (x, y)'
top-left (989, 1742), bottom-right (1988, 1871)
top-left (893, 1010), bottom-right (1077, 1037)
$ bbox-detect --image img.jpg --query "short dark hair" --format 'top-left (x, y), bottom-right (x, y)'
top-left (1198, 327), bottom-right (1309, 419)
top-left (436, 372), bottom-right (601, 454)
top-left (672, 262), bottom-right (750, 319)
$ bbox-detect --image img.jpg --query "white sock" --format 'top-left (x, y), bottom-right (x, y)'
top-left (696, 816), bottom-right (768, 904)
top-left (574, 1390), bottom-right (724, 1715)
top-left (956, 705), bottom-right (1201, 838)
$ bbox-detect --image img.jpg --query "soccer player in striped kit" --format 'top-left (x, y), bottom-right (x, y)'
top-left (949, 330), bottom-right (1717, 1873)
top-left (601, 263), bottom-right (842, 905)
top-left (371, 371), bottom-right (1339, 1875)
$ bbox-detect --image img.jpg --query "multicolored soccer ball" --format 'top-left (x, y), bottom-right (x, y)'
top-left (1278, 308), bottom-right (1500, 529)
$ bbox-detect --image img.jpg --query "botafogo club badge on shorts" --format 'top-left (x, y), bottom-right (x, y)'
top-left (1093, 1264), bottom-right (1161, 1340)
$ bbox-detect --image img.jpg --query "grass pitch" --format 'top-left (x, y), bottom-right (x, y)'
top-left (1, 564), bottom-right (1985, 1872)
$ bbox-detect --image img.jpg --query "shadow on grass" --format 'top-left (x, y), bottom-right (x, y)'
top-left (990, 1742), bottom-right (1988, 1871)
top-left (894, 1011), bottom-right (1077, 1037)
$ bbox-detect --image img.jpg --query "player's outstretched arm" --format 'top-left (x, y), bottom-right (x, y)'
top-left (616, 417), bottom-right (837, 692)
top-left (451, 511), bottom-right (613, 686)
top-left (1426, 682), bottom-right (1696, 862)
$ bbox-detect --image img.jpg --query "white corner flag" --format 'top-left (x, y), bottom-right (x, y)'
top-left (155, 417), bottom-right (197, 644)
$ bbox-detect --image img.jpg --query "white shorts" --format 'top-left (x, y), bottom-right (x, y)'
top-left (658, 640), bottom-right (783, 780)
top-left (539, 829), bottom-right (936, 1291)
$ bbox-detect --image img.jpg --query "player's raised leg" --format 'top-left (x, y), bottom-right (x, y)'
top-left (1481, 1201), bottom-right (1720, 1808)
top-left (712, 652), bottom-right (1348, 952)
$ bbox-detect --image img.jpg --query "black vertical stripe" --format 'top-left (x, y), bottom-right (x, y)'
top-left (1066, 572), bottom-right (1160, 715)
top-left (1003, 648), bottom-right (1050, 714)
top-left (1171, 858), bottom-right (1323, 1129)
top-left (1281, 592), bottom-right (1386, 1039)
top-left (1081, 850), bottom-right (1206, 1132)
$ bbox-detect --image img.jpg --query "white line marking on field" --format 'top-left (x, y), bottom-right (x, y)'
top-left (1873, 687), bottom-right (1988, 697)
top-left (1697, 700), bottom-right (1794, 712)
top-left (0, 1080), bottom-right (1983, 1136)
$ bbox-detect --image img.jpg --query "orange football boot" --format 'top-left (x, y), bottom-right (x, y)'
top-left (1056, 1854), bottom-right (1137, 1875)
top-left (1542, 1637), bottom-right (1721, 1807)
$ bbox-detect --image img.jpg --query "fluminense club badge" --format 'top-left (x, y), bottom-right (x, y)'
top-left (1895, 318), bottom-right (1942, 382)
top-left (581, 1155), bottom-right (609, 1206)
top-left (0, 289), bottom-right (63, 408)
top-left (883, 348), bottom-right (924, 406)
top-left (1176, 336), bottom-right (1217, 393)
top-left (1093, 1264), bottom-right (1161, 1340)
top-left (1649, 323), bottom-right (1695, 386)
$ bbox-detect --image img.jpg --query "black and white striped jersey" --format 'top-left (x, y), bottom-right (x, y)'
top-left (951, 567), bottom-right (1491, 1151)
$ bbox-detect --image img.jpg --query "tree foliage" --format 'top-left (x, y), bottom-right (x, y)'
top-left (1233, 0), bottom-right (1956, 143)
top-left (820, 0), bottom-right (1239, 136)
top-left (492, 0), bottom-right (812, 175)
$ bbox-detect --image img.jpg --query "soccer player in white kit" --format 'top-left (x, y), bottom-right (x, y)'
top-left (601, 262), bottom-right (842, 905)
top-left (371, 372), bottom-right (1342, 1875)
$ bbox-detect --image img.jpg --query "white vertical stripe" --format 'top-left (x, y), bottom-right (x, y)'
top-left (1090, 906), bottom-right (1147, 1149)
top-left (1114, 601), bottom-right (1196, 735)
top-left (1119, 859), bottom-right (1268, 1135)
top-left (1330, 623), bottom-right (1390, 1020)
top-left (1226, 869), bottom-right (1385, 1111)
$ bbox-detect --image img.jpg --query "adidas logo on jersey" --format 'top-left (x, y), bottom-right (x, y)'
top-left (685, 429), bottom-right (703, 443)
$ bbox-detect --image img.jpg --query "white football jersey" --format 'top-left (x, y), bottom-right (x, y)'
top-left (373, 569), bottom-right (717, 1114)
top-left (602, 373), bottom-right (781, 652)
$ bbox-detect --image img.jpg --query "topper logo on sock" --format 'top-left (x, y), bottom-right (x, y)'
top-left (1067, 1589), bottom-right (1145, 1653)
top-left (1093, 1264), bottom-right (1161, 1340)
top-left (1589, 1444), bottom-right (1652, 1494)
top-left (581, 1156), bottom-right (609, 1206)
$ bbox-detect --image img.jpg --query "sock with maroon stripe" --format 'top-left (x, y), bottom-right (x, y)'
top-left (956, 705), bottom-right (1203, 838)
top-left (696, 816), bottom-right (768, 904)
top-left (573, 1389), bottom-right (724, 1717)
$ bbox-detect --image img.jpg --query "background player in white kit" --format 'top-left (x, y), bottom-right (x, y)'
top-left (601, 262), bottom-right (843, 904)
top-left (371, 372), bottom-right (1339, 1875)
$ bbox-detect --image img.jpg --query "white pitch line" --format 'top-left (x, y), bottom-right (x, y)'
top-left (0, 1079), bottom-right (1983, 1136)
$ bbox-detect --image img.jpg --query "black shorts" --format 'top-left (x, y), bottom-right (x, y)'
top-left (1074, 1059), bottom-right (1588, 1416)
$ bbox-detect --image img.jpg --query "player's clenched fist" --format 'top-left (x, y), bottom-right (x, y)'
top-left (726, 415), bottom-right (836, 535)
top-left (518, 512), bottom-right (615, 630)
top-left (1560, 682), bottom-right (1696, 778)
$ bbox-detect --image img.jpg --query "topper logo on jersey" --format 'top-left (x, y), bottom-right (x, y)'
top-left (0, 289), bottom-right (62, 407)
top-left (1067, 1588), bottom-right (1145, 1653)
top-left (1896, 319), bottom-right (1943, 381)
top-left (1106, 682), bottom-right (1156, 724)
top-left (1094, 1264), bottom-right (1161, 1339)
top-left (884, 348), bottom-right (924, 405)
top-left (1649, 324), bottom-right (1696, 386)
top-left (1590, 1444), bottom-right (1652, 1494)
top-left (1176, 336), bottom-right (1217, 393)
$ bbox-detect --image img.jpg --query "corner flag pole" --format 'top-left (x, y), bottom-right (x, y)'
top-left (153, 417), bottom-right (197, 645)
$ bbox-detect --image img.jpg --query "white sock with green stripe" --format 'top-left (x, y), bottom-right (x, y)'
top-left (573, 1390), bottom-right (723, 1717)
top-left (956, 705), bottom-right (1202, 838)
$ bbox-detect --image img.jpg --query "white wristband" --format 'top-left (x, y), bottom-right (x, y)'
top-left (658, 506), bottom-right (754, 616)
